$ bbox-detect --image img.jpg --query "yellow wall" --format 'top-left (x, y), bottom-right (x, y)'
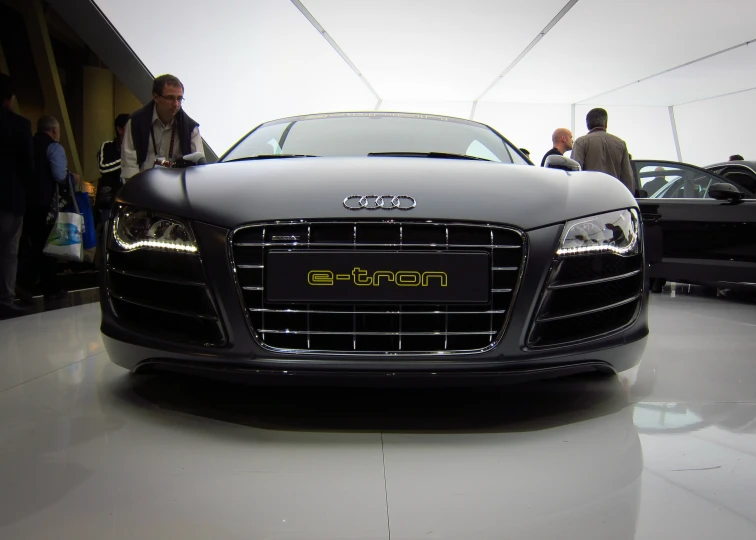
top-left (83, 66), bottom-right (115, 184)
top-left (115, 78), bottom-right (143, 118)
top-left (80, 70), bottom-right (143, 186)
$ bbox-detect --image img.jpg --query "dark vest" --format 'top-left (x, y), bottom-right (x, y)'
top-left (31, 132), bottom-right (57, 208)
top-left (130, 102), bottom-right (199, 169)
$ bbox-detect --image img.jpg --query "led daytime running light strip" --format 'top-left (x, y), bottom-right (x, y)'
top-left (556, 238), bottom-right (637, 257)
top-left (113, 216), bottom-right (198, 253)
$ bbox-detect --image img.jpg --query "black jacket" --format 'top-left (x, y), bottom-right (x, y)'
top-left (0, 107), bottom-right (35, 215)
top-left (96, 139), bottom-right (122, 210)
top-left (130, 102), bottom-right (198, 169)
top-left (540, 147), bottom-right (563, 167)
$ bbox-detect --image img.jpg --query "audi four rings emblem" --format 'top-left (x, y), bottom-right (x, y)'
top-left (343, 195), bottom-right (417, 211)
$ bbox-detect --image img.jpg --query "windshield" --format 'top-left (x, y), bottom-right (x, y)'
top-left (222, 113), bottom-right (520, 163)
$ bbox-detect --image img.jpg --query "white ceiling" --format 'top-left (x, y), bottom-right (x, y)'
top-left (582, 42), bottom-right (756, 107)
top-left (482, 0), bottom-right (756, 105)
top-left (302, 0), bottom-right (568, 101)
top-left (94, 0), bottom-right (756, 152)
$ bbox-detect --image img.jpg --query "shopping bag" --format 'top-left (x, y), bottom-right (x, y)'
top-left (75, 191), bottom-right (96, 250)
top-left (43, 210), bottom-right (84, 262)
top-left (43, 176), bottom-right (84, 262)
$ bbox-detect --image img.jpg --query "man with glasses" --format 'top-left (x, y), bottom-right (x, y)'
top-left (120, 74), bottom-right (204, 181)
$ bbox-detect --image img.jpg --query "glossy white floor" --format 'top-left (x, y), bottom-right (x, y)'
top-left (1, 289), bottom-right (756, 540)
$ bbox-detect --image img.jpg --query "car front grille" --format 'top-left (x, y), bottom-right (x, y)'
top-left (106, 250), bottom-right (225, 346)
top-left (528, 253), bottom-right (644, 348)
top-left (231, 221), bottom-right (526, 355)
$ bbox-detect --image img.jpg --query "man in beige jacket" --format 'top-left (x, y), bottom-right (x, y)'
top-left (571, 108), bottom-right (635, 193)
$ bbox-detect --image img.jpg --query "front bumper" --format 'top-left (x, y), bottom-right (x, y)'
top-left (101, 221), bottom-right (649, 383)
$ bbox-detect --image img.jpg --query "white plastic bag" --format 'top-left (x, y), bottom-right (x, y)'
top-left (43, 176), bottom-right (84, 262)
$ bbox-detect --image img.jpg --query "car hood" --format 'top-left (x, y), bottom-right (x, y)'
top-left (116, 157), bottom-right (638, 231)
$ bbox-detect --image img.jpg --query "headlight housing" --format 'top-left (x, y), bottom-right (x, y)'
top-left (111, 206), bottom-right (198, 253)
top-left (557, 208), bottom-right (640, 257)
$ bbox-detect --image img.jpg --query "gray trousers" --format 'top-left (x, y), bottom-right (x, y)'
top-left (0, 212), bottom-right (23, 306)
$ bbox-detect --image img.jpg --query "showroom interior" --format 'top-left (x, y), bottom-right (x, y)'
top-left (1, 0), bottom-right (755, 538)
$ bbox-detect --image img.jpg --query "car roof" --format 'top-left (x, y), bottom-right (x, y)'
top-left (705, 160), bottom-right (756, 171)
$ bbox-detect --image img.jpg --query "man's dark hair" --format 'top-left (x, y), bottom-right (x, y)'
top-left (0, 73), bottom-right (14, 102)
top-left (729, 154), bottom-right (744, 161)
top-left (152, 74), bottom-right (184, 96)
top-left (114, 113), bottom-right (130, 130)
top-left (37, 115), bottom-right (59, 133)
top-left (586, 108), bottom-right (608, 130)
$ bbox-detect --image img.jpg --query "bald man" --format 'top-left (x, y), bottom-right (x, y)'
top-left (540, 128), bottom-right (574, 167)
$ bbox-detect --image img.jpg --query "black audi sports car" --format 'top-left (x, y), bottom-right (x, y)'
top-left (633, 159), bottom-right (756, 293)
top-left (101, 112), bottom-right (648, 383)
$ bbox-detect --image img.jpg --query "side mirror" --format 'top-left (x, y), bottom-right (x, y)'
top-left (708, 182), bottom-right (744, 201)
top-left (636, 189), bottom-right (649, 198)
top-left (544, 155), bottom-right (581, 171)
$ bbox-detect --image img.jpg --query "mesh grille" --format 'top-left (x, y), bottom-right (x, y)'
top-left (231, 221), bottom-right (525, 355)
top-left (528, 253), bottom-right (643, 348)
top-left (106, 250), bottom-right (225, 346)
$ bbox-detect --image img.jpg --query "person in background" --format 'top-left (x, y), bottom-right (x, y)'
top-left (540, 128), bottom-right (574, 166)
top-left (120, 74), bottom-right (204, 181)
top-left (16, 115), bottom-right (78, 302)
top-left (96, 113), bottom-right (130, 222)
top-left (729, 154), bottom-right (744, 161)
top-left (0, 74), bottom-right (35, 317)
top-left (642, 166), bottom-right (668, 197)
top-left (571, 108), bottom-right (634, 193)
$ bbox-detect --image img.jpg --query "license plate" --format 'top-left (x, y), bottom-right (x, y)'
top-left (265, 251), bottom-right (490, 303)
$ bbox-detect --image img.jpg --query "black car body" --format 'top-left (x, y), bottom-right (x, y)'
top-left (101, 112), bottom-right (648, 384)
top-left (633, 159), bottom-right (756, 292)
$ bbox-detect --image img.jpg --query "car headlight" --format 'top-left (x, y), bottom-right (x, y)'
top-left (111, 206), bottom-right (198, 253)
top-left (557, 208), bottom-right (639, 257)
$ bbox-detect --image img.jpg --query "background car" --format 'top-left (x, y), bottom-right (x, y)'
top-left (101, 112), bottom-right (648, 384)
top-left (632, 159), bottom-right (756, 294)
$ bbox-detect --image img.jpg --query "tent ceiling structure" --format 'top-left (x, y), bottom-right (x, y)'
top-left (87, 0), bottom-right (756, 164)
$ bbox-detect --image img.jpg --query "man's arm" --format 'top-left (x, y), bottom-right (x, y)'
top-left (189, 126), bottom-right (205, 157)
top-left (619, 144), bottom-right (635, 193)
top-left (571, 138), bottom-right (585, 168)
top-left (120, 119), bottom-right (140, 181)
top-left (99, 141), bottom-right (120, 174)
top-left (47, 143), bottom-right (68, 184)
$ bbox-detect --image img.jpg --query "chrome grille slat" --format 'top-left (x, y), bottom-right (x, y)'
top-left (307, 225), bottom-right (311, 349)
top-left (257, 330), bottom-right (498, 336)
top-left (353, 224), bottom-right (357, 351)
top-left (489, 230), bottom-right (494, 339)
top-left (109, 292), bottom-right (218, 321)
top-left (548, 269), bottom-right (642, 290)
top-left (444, 225), bottom-right (449, 351)
top-left (235, 242), bottom-right (521, 249)
top-left (399, 224), bottom-right (403, 351)
top-left (232, 221), bottom-right (526, 355)
top-left (249, 308), bottom-right (507, 314)
top-left (261, 226), bottom-right (266, 341)
top-left (536, 294), bottom-right (641, 323)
